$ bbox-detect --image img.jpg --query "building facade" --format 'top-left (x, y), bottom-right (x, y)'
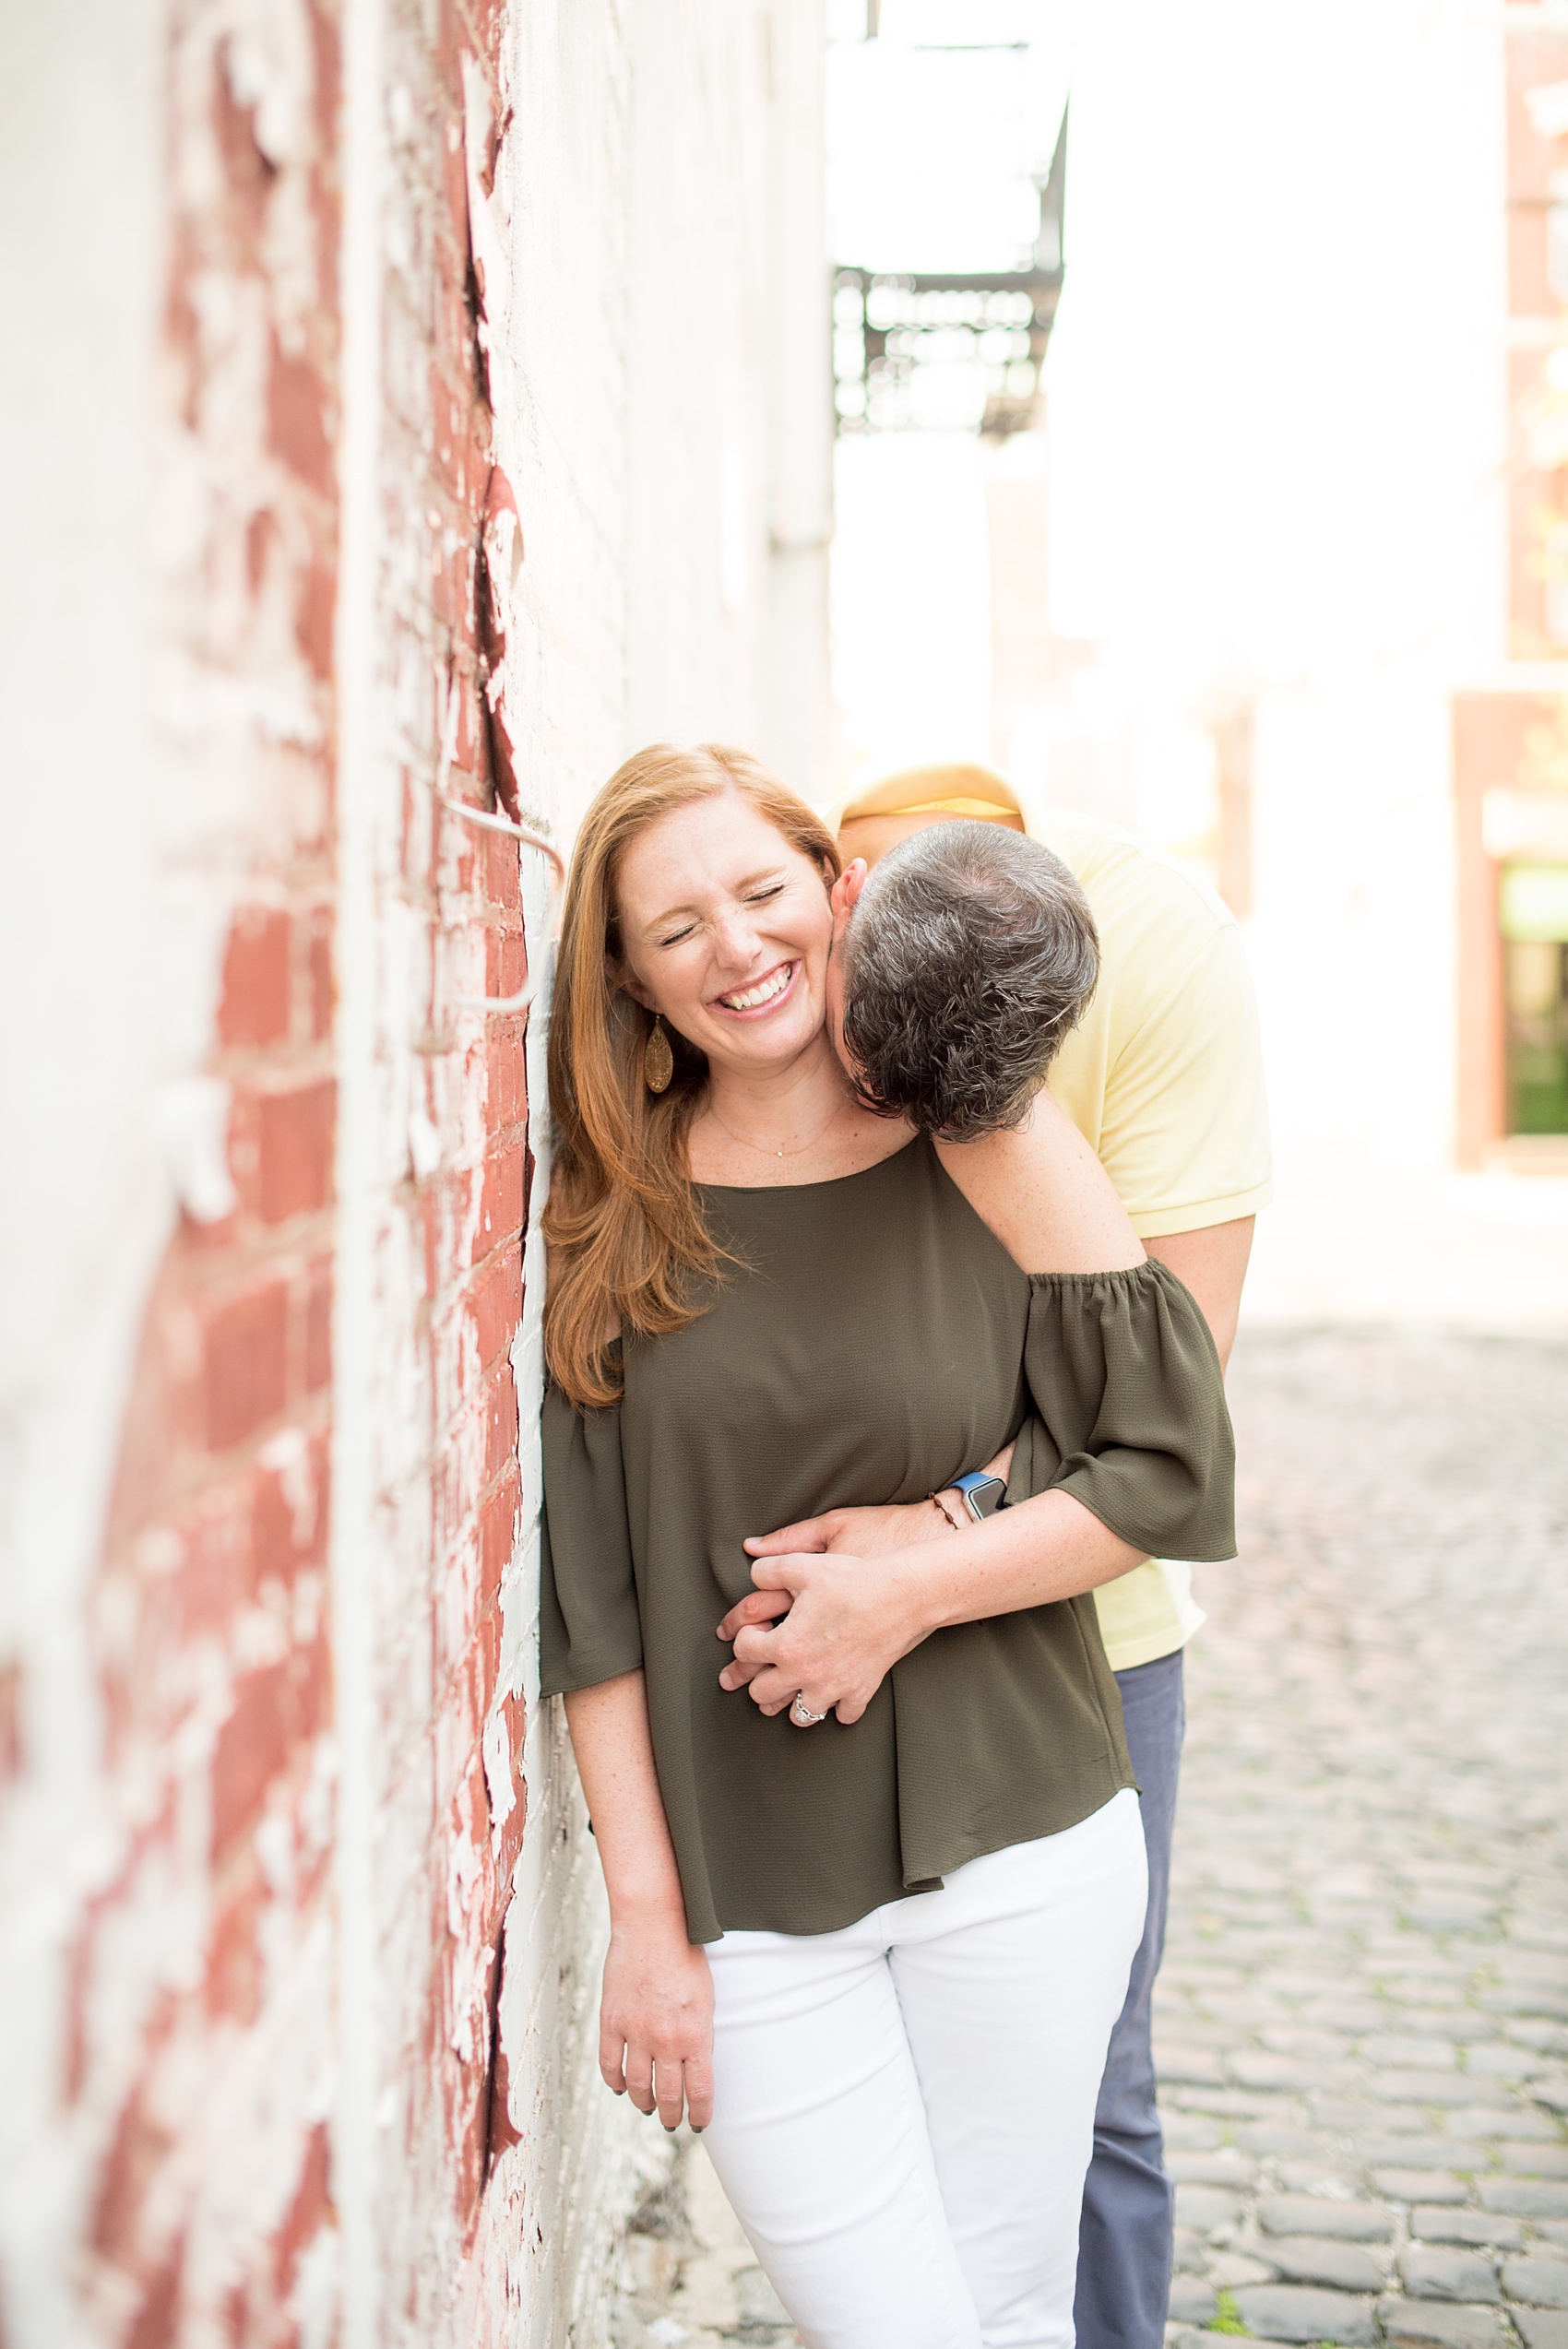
top-left (0, 3), bottom-right (828, 2343)
top-left (1455, 4), bottom-right (1568, 1167)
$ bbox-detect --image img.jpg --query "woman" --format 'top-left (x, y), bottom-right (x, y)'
top-left (540, 743), bottom-right (1233, 2349)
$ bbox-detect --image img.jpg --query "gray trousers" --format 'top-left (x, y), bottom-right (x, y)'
top-left (1074, 1650), bottom-right (1185, 2349)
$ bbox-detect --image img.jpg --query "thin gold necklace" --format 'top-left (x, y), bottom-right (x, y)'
top-left (706, 1094), bottom-right (847, 1161)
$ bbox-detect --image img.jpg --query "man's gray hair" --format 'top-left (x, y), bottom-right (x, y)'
top-left (840, 821), bottom-right (1099, 1139)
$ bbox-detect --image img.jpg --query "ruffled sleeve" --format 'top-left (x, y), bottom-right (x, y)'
top-left (540, 1374), bottom-right (645, 1695)
top-left (1009, 1259), bottom-right (1236, 1561)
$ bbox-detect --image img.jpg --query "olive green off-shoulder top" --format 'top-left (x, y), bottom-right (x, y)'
top-left (540, 1135), bottom-right (1234, 1943)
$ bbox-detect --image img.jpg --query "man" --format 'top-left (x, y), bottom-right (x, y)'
top-left (748, 764), bottom-right (1270, 2349)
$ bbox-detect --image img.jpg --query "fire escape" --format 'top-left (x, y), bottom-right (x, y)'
top-left (832, 109), bottom-right (1067, 440)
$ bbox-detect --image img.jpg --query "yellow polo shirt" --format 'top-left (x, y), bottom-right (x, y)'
top-left (829, 767), bottom-right (1272, 1671)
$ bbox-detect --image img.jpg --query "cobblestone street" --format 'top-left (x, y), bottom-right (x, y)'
top-left (610, 1328), bottom-right (1568, 2349)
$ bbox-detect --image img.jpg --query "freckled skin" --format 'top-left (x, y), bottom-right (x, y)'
top-left (613, 791), bottom-right (906, 1186)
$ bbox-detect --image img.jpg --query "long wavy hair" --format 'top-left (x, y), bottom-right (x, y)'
top-left (542, 743), bottom-right (840, 1409)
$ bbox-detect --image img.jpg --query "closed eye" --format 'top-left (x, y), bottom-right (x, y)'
top-left (657, 882), bottom-right (784, 946)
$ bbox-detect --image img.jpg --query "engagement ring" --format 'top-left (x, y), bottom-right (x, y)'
top-left (790, 1695), bottom-right (827, 1726)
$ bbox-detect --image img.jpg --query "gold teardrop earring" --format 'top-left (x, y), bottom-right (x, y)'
top-left (643, 1013), bottom-right (673, 1096)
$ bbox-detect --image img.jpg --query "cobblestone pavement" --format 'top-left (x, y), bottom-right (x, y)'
top-left (610, 1329), bottom-right (1568, 2349)
top-left (1160, 1328), bottom-right (1568, 2349)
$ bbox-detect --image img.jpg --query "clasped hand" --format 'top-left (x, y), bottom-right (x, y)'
top-left (716, 1500), bottom-right (941, 1726)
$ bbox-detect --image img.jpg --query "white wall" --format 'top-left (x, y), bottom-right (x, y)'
top-left (500, 6), bottom-right (828, 2303)
top-left (1046, 0), bottom-right (1506, 1178)
top-left (336, 0), bottom-right (831, 2340)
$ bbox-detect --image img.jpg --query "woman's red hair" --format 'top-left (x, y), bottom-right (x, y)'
top-left (542, 743), bottom-right (840, 1409)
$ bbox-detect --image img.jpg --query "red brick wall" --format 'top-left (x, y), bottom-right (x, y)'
top-left (1505, 22), bottom-right (1568, 658)
top-left (341, 1), bottom-right (548, 2324)
top-left (67, 6), bottom-right (346, 2339)
top-left (4, 0), bottom-right (822, 2333)
top-left (62, 1), bottom-right (531, 2338)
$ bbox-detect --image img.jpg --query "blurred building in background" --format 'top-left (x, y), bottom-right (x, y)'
top-left (1454, 9), bottom-right (1568, 1169)
top-left (826, 0), bottom-right (1568, 1306)
top-left (0, 5), bottom-right (826, 2344)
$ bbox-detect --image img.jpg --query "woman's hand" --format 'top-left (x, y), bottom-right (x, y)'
top-left (600, 1909), bottom-right (715, 2130)
top-left (564, 1672), bottom-right (715, 2127)
top-left (717, 1549), bottom-right (928, 1726)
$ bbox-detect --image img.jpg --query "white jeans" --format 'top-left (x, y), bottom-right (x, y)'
top-left (701, 1787), bottom-right (1147, 2349)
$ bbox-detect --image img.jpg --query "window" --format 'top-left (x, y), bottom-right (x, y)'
top-left (1502, 864), bottom-right (1568, 1133)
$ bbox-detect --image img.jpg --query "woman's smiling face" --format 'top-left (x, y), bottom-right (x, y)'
top-left (613, 789), bottom-right (835, 1078)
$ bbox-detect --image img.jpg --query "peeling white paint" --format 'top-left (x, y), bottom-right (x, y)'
top-left (159, 1075), bottom-right (241, 1224)
top-left (217, 0), bottom-right (317, 170)
top-left (258, 1426), bottom-right (319, 1548)
top-left (463, 53), bottom-right (513, 421)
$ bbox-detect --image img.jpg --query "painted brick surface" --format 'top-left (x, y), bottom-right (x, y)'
top-left (0, 0), bottom-right (826, 2342)
top-left (350, 7), bottom-right (644, 2331)
top-left (58, 4), bottom-right (347, 2342)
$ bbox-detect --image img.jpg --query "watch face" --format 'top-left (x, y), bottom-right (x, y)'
top-left (962, 1475), bottom-right (1006, 1520)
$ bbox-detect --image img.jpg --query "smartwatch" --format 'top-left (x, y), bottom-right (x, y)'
top-left (952, 1470), bottom-right (1007, 1521)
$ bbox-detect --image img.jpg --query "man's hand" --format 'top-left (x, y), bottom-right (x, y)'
top-left (719, 1443), bottom-right (1017, 1698)
top-left (752, 1497), bottom-right (948, 1561)
top-left (717, 1549), bottom-right (929, 1726)
top-left (717, 1485), bottom-right (1146, 1725)
top-left (717, 1499), bottom-right (952, 1691)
